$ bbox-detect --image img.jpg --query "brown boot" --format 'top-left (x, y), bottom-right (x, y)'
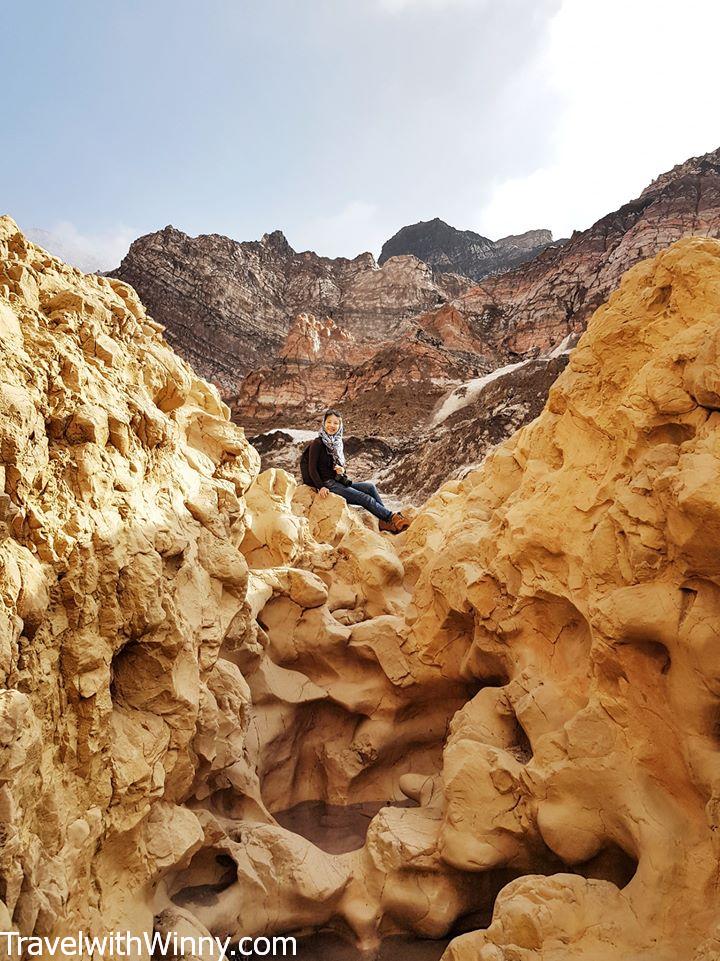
top-left (393, 511), bottom-right (411, 531)
top-left (378, 515), bottom-right (398, 533)
top-left (379, 512), bottom-right (409, 534)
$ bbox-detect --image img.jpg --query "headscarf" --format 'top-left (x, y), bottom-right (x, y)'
top-left (319, 413), bottom-right (345, 468)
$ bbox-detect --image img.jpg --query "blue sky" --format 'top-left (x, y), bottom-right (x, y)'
top-left (3, 0), bottom-right (719, 267)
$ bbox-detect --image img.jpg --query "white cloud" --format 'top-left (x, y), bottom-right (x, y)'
top-left (23, 221), bottom-right (136, 273)
top-left (291, 201), bottom-right (392, 259)
top-left (476, 0), bottom-right (720, 239)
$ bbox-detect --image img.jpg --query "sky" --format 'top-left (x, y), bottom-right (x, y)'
top-left (2, 0), bottom-right (719, 268)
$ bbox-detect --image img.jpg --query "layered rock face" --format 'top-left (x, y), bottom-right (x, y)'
top-left (110, 226), bottom-right (469, 398)
top-left (379, 351), bottom-right (571, 504)
top-left (109, 225), bottom-right (360, 390)
top-left (3, 218), bottom-right (720, 959)
top-left (239, 317), bottom-right (475, 438)
top-left (378, 218), bottom-right (556, 280)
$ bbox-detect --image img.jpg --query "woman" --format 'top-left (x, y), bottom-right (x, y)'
top-left (303, 410), bottom-right (410, 533)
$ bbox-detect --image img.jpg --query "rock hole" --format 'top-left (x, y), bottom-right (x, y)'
top-left (476, 674), bottom-right (508, 689)
top-left (620, 638), bottom-right (671, 675)
top-left (168, 849), bottom-right (237, 909)
top-left (679, 585), bottom-right (698, 625)
top-left (109, 640), bottom-right (137, 703)
top-left (645, 422), bottom-right (695, 446)
top-left (508, 715), bottom-right (533, 763)
top-left (447, 868), bottom-right (522, 934)
top-left (710, 706), bottom-right (720, 744)
top-left (571, 841), bottom-right (638, 889)
top-left (162, 553), bottom-right (184, 576)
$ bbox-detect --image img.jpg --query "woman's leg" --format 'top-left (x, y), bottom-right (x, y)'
top-left (325, 480), bottom-right (393, 522)
top-left (350, 480), bottom-right (385, 506)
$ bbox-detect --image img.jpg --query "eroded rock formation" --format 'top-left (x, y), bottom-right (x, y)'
top-left (0, 215), bottom-right (263, 942)
top-left (2, 217), bottom-right (719, 960)
top-left (390, 235), bottom-right (720, 958)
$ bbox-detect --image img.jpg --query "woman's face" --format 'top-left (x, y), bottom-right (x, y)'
top-left (324, 414), bottom-right (341, 435)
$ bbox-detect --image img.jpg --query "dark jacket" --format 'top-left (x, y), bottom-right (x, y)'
top-left (306, 437), bottom-right (336, 489)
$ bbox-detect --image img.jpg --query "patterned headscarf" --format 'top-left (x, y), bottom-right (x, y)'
top-left (319, 411), bottom-right (345, 468)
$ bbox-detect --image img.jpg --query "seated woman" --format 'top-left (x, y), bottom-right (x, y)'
top-left (302, 409), bottom-right (410, 533)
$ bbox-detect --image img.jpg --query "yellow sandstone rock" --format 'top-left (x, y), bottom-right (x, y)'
top-left (396, 237), bottom-right (720, 959)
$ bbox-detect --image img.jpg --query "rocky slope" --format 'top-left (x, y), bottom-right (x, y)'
top-left (449, 146), bottom-right (720, 362)
top-left (2, 218), bottom-right (720, 957)
top-left (378, 218), bottom-right (556, 280)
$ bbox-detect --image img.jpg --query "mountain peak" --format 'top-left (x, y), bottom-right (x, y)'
top-left (260, 229), bottom-right (294, 255)
top-left (378, 218), bottom-right (552, 281)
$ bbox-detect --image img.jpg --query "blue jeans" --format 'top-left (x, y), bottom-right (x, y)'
top-left (325, 479), bottom-right (394, 522)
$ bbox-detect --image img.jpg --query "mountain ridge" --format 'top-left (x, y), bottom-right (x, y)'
top-left (105, 145), bottom-right (720, 499)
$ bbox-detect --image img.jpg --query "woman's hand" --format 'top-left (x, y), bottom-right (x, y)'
top-left (334, 465), bottom-right (344, 474)
top-left (319, 487), bottom-right (330, 499)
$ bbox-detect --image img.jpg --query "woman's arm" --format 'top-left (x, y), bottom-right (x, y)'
top-left (307, 441), bottom-right (326, 489)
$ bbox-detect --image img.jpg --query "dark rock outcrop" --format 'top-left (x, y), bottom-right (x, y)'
top-left (378, 217), bottom-right (555, 280)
